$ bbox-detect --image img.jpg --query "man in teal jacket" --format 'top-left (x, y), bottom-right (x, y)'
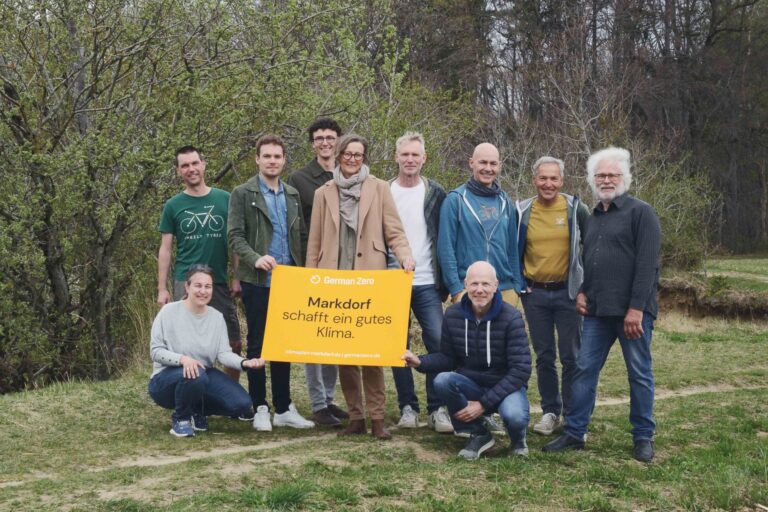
top-left (438, 143), bottom-right (523, 308)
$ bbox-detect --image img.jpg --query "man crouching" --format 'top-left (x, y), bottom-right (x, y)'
top-left (403, 261), bottom-right (531, 460)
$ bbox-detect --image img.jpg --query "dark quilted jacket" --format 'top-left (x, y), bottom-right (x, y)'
top-left (417, 291), bottom-right (531, 411)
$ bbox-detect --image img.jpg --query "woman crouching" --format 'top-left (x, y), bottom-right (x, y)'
top-left (148, 264), bottom-right (264, 437)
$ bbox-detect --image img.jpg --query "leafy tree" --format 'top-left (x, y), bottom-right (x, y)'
top-left (0, 0), bottom-right (475, 391)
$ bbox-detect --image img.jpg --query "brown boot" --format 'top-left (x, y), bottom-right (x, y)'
top-left (371, 419), bottom-right (391, 440)
top-left (338, 419), bottom-right (367, 436)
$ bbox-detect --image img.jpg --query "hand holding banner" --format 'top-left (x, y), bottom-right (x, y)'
top-left (261, 266), bottom-right (413, 366)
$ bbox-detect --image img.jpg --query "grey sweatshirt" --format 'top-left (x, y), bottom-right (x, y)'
top-left (150, 301), bottom-right (245, 378)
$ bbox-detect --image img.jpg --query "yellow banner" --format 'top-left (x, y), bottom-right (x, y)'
top-left (261, 266), bottom-right (413, 366)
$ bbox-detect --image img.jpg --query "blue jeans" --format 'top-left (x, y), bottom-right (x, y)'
top-left (148, 367), bottom-right (253, 421)
top-left (521, 287), bottom-right (581, 417)
top-left (241, 282), bottom-right (292, 413)
top-left (433, 372), bottom-right (529, 444)
top-left (565, 313), bottom-right (656, 441)
top-left (391, 285), bottom-right (444, 413)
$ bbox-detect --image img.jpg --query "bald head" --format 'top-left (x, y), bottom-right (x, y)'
top-left (466, 261), bottom-right (497, 282)
top-left (464, 261), bottom-right (499, 315)
top-left (469, 143), bottom-right (501, 187)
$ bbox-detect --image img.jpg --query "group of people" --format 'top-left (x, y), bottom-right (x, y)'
top-left (149, 118), bottom-right (661, 464)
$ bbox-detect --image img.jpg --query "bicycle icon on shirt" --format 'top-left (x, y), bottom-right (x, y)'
top-left (180, 205), bottom-right (225, 234)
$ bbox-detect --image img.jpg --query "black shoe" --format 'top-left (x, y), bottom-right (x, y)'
top-left (458, 431), bottom-right (495, 460)
top-left (633, 439), bottom-right (654, 462)
top-left (327, 403), bottom-right (349, 420)
top-left (311, 408), bottom-right (342, 427)
top-left (542, 434), bottom-right (585, 452)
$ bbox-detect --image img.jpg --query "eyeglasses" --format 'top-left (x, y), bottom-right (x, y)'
top-left (313, 136), bottom-right (337, 144)
top-left (594, 173), bottom-right (623, 182)
top-left (341, 152), bottom-right (364, 161)
top-left (189, 264), bottom-right (213, 272)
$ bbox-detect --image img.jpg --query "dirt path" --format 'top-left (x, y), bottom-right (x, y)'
top-left (710, 270), bottom-right (768, 283)
top-left (1, 382), bottom-right (766, 491)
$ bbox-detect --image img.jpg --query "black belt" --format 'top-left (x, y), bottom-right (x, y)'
top-left (528, 280), bottom-right (566, 290)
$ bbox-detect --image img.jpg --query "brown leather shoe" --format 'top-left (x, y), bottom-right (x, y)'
top-left (311, 408), bottom-right (342, 427)
top-left (327, 403), bottom-right (350, 420)
top-left (338, 419), bottom-right (367, 436)
top-left (371, 419), bottom-right (391, 440)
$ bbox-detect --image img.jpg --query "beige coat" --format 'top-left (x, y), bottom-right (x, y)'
top-left (306, 175), bottom-right (412, 270)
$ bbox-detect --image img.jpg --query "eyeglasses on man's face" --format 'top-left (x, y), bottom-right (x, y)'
top-left (594, 173), bottom-right (623, 182)
top-left (341, 152), bottom-right (364, 161)
top-left (313, 136), bottom-right (337, 144)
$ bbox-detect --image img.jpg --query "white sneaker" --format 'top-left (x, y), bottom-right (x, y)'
top-left (428, 406), bottom-right (454, 433)
top-left (533, 412), bottom-right (561, 436)
top-left (397, 405), bottom-right (419, 428)
top-left (273, 403), bottom-right (315, 429)
top-left (253, 405), bottom-right (272, 432)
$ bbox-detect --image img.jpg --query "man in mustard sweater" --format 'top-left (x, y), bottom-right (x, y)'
top-left (516, 156), bottom-right (589, 436)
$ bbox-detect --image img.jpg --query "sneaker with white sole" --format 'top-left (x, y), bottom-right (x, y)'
top-left (533, 412), bottom-right (561, 436)
top-left (253, 405), bottom-right (272, 431)
top-left (170, 418), bottom-right (195, 437)
top-left (428, 406), bottom-right (454, 433)
top-left (458, 431), bottom-right (495, 460)
top-left (397, 405), bottom-right (419, 428)
top-left (511, 438), bottom-right (529, 457)
top-left (273, 403), bottom-right (315, 429)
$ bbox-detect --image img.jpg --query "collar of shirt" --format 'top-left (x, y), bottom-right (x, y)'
top-left (309, 158), bottom-right (332, 178)
top-left (595, 192), bottom-right (629, 213)
top-left (258, 174), bottom-right (284, 196)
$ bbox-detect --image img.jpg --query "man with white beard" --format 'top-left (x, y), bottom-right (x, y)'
top-left (542, 147), bottom-right (661, 463)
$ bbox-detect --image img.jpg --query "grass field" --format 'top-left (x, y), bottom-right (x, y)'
top-left (706, 257), bottom-right (768, 293)
top-left (1, 311), bottom-right (767, 511)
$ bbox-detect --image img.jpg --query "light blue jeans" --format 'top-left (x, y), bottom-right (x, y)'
top-left (434, 372), bottom-right (529, 444)
top-left (564, 313), bottom-right (656, 441)
top-left (391, 285), bottom-right (445, 413)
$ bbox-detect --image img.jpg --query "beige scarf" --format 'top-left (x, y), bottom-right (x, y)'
top-left (333, 164), bottom-right (369, 230)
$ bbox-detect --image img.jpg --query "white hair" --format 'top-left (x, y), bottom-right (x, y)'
top-left (395, 131), bottom-right (425, 154)
top-left (532, 156), bottom-right (565, 177)
top-left (465, 260), bottom-right (498, 282)
top-left (586, 146), bottom-right (632, 196)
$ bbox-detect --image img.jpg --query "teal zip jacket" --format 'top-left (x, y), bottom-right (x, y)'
top-left (227, 175), bottom-right (306, 285)
top-left (437, 183), bottom-right (522, 296)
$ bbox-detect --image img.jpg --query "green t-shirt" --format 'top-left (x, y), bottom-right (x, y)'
top-left (159, 188), bottom-right (230, 283)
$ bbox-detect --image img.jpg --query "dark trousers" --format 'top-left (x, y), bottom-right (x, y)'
top-left (521, 287), bottom-right (581, 417)
top-left (241, 282), bottom-right (292, 413)
top-left (148, 367), bottom-right (253, 421)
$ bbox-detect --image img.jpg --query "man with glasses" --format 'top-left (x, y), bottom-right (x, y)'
top-left (516, 157), bottom-right (589, 436)
top-left (287, 119), bottom-right (349, 427)
top-left (543, 147), bottom-right (661, 462)
top-left (157, 146), bottom-right (243, 381)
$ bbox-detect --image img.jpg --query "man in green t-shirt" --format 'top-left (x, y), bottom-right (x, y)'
top-left (157, 146), bottom-right (243, 381)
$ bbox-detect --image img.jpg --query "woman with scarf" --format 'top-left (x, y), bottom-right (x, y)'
top-left (306, 133), bottom-right (414, 439)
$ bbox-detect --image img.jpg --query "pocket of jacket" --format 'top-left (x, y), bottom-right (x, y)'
top-left (372, 239), bottom-right (387, 254)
